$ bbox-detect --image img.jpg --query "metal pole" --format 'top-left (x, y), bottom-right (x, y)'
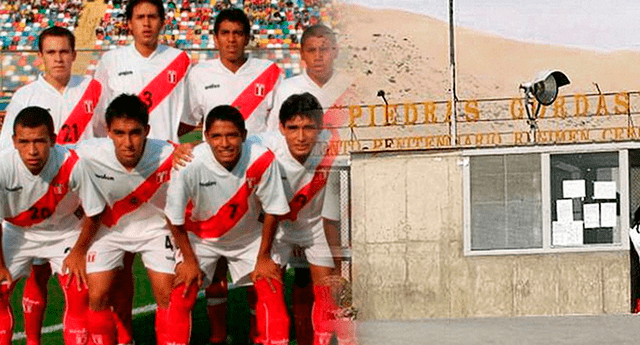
top-left (449, 0), bottom-right (457, 146)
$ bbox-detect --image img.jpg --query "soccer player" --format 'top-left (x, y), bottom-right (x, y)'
top-left (268, 24), bottom-right (352, 345)
top-left (66, 94), bottom-right (177, 345)
top-left (182, 8), bottom-right (283, 136)
top-left (0, 26), bottom-right (103, 345)
top-left (255, 92), bottom-right (355, 345)
top-left (165, 105), bottom-right (291, 345)
top-left (94, 0), bottom-right (191, 142)
top-left (0, 26), bottom-right (103, 148)
top-left (268, 24), bottom-right (351, 132)
top-left (0, 106), bottom-right (105, 345)
top-left (180, 8), bottom-right (282, 342)
top-left (93, 0), bottom-right (190, 341)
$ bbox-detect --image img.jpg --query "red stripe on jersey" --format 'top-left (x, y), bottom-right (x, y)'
top-left (231, 63), bottom-right (281, 120)
top-left (101, 149), bottom-right (175, 227)
top-left (5, 150), bottom-right (79, 227)
top-left (284, 156), bottom-right (335, 222)
top-left (56, 79), bottom-right (102, 144)
top-left (138, 51), bottom-right (189, 114)
top-left (283, 91), bottom-right (351, 220)
top-left (185, 150), bottom-right (275, 239)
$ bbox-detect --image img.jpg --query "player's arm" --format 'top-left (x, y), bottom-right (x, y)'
top-left (252, 155), bottom-right (290, 288)
top-left (323, 218), bottom-right (341, 272)
top-left (0, 222), bottom-right (11, 286)
top-left (165, 166), bottom-right (203, 292)
top-left (63, 213), bottom-right (102, 290)
top-left (63, 157), bottom-right (107, 289)
top-left (177, 71), bottom-right (204, 140)
top-left (92, 58), bottom-right (111, 137)
top-left (168, 221), bottom-right (202, 294)
top-left (322, 170), bottom-right (342, 270)
top-left (265, 74), bottom-right (285, 132)
top-left (252, 212), bottom-right (282, 288)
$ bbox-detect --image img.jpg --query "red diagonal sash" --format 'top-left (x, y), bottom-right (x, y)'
top-left (138, 51), bottom-right (190, 114)
top-left (101, 150), bottom-right (175, 227)
top-left (231, 63), bottom-right (281, 120)
top-left (5, 149), bottom-right (79, 227)
top-left (283, 92), bottom-right (350, 221)
top-left (185, 150), bottom-right (275, 239)
top-left (56, 79), bottom-right (102, 144)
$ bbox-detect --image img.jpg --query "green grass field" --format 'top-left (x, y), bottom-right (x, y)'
top-left (10, 256), bottom-right (298, 345)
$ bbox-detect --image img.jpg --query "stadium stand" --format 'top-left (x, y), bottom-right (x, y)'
top-left (0, 0), bottom-right (336, 99)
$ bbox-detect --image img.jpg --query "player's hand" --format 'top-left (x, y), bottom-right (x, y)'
top-left (62, 248), bottom-right (88, 291)
top-left (174, 258), bottom-right (203, 295)
top-left (0, 266), bottom-right (12, 287)
top-left (172, 142), bottom-right (197, 169)
top-left (251, 256), bottom-right (282, 292)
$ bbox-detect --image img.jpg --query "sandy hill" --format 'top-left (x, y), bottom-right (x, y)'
top-left (339, 4), bottom-right (640, 104)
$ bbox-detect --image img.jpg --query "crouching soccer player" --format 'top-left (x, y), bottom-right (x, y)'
top-left (165, 105), bottom-right (290, 345)
top-left (65, 94), bottom-right (178, 345)
top-left (254, 92), bottom-right (356, 345)
top-left (0, 107), bottom-right (105, 345)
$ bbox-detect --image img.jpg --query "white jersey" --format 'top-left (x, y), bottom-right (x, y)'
top-left (184, 56), bottom-right (283, 135)
top-left (249, 131), bottom-right (339, 242)
top-left (94, 44), bottom-right (190, 142)
top-left (165, 140), bottom-right (290, 246)
top-left (0, 145), bottom-right (105, 242)
top-left (267, 70), bottom-right (351, 131)
top-left (0, 75), bottom-right (103, 149)
top-left (76, 138), bottom-right (175, 238)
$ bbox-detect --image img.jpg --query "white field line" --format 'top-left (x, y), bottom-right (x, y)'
top-left (12, 289), bottom-right (209, 341)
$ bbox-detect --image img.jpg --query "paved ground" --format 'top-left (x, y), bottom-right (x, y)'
top-left (358, 314), bottom-right (640, 344)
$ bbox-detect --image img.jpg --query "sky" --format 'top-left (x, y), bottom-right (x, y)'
top-left (343, 0), bottom-right (640, 52)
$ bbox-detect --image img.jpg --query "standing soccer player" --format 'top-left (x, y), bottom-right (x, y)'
top-left (165, 105), bottom-right (291, 345)
top-left (0, 26), bottom-right (103, 345)
top-left (182, 8), bottom-right (282, 136)
top-left (0, 107), bottom-right (105, 345)
top-left (268, 24), bottom-right (351, 132)
top-left (94, 0), bottom-right (191, 142)
top-left (268, 24), bottom-right (352, 345)
top-left (93, 0), bottom-right (190, 341)
top-left (67, 94), bottom-right (178, 345)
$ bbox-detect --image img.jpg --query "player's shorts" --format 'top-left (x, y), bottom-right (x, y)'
top-left (86, 228), bottom-right (176, 275)
top-left (2, 228), bottom-right (79, 280)
top-left (272, 228), bottom-right (335, 269)
top-left (187, 233), bottom-right (262, 287)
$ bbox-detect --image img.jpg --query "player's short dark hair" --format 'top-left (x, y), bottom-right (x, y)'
top-left (301, 24), bottom-right (336, 48)
top-left (38, 26), bottom-right (75, 52)
top-left (214, 8), bottom-right (251, 37)
top-left (13, 106), bottom-right (55, 137)
top-left (126, 0), bottom-right (165, 21)
top-left (279, 92), bottom-right (324, 127)
top-left (205, 105), bottom-right (246, 135)
top-left (105, 94), bottom-right (149, 128)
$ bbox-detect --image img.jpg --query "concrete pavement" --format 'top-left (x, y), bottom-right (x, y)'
top-left (358, 314), bottom-right (640, 344)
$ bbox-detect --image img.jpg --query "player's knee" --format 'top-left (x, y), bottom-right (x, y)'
top-left (87, 284), bottom-right (110, 311)
top-left (170, 284), bottom-right (198, 313)
top-left (62, 278), bottom-right (89, 316)
top-left (255, 279), bottom-right (290, 332)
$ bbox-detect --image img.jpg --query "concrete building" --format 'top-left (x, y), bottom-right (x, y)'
top-left (350, 142), bottom-right (640, 319)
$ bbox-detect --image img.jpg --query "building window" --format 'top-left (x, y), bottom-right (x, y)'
top-left (550, 152), bottom-right (620, 246)
top-left (465, 147), bottom-right (628, 255)
top-left (470, 154), bottom-right (542, 251)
